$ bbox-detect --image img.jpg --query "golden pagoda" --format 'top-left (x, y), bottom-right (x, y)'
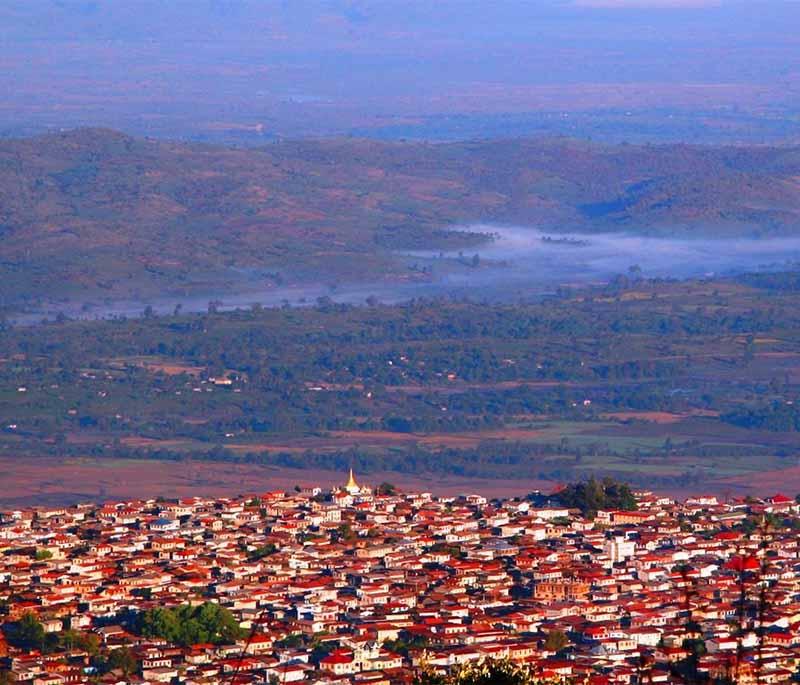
top-left (345, 467), bottom-right (360, 495)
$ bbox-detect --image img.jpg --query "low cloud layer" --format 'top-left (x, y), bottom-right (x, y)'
top-left (446, 225), bottom-right (800, 283)
top-left (21, 226), bottom-right (800, 325)
top-left (572, 0), bottom-right (722, 7)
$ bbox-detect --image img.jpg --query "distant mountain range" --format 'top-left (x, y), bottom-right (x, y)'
top-left (1, 128), bottom-right (799, 307)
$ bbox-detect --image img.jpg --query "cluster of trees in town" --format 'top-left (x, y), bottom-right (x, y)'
top-left (135, 602), bottom-right (244, 647)
top-left (552, 477), bottom-right (637, 516)
top-left (1, 612), bottom-right (140, 678)
top-left (416, 657), bottom-right (568, 685)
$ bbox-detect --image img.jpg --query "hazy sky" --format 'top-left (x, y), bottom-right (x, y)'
top-left (1, 0), bottom-right (798, 140)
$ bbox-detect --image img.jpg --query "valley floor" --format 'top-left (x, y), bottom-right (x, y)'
top-left (2, 455), bottom-right (797, 508)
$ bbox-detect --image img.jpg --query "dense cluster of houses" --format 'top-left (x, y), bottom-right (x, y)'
top-left (1, 471), bottom-right (800, 684)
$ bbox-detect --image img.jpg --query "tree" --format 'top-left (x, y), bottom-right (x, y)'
top-left (11, 612), bottom-right (45, 650)
top-left (544, 629), bottom-right (569, 652)
top-left (107, 646), bottom-right (137, 676)
top-left (275, 633), bottom-right (304, 649)
top-left (335, 523), bottom-right (357, 542)
top-left (34, 548), bottom-right (53, 561)
top-left (137, 602), bottom-right (244, 646)
top-left (309, 636), bottom-right (334, 666)
top-left (377, 482), bottom-right (397, 496)
top-left (82, 632), bottom-right (102, 656)
top-left (554, 477), bottom-right (636, 517)
top-left (417, 658), bottom-right (545, 685)
top-left (248, 543), bottom-right (277, 560)
top-left (384, 415), bottom-right (413, 433)
top-left (740, 517), bottom-right (757, 535)
top-left (315, 295), bottom-right (334, 310)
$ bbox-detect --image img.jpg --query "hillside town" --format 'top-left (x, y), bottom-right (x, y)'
top-left (1, 471), bottom-right (799, 685)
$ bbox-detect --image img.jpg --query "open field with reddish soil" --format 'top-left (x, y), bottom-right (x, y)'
top-left (0, 457), bottom-right (556, 508)
top-left (601, 411), bottom-right (684, 424)
top-left (171, 429), bottom-right (551, 455)
top-left (5, 280), bottom-right (800, 509)
top-left (3, 454), bottom-right (798, 509)
top-left (716, 465), bottom-right (800, 497)
top-left (330, 429), bottom-right (545, 449)
top-left (108, 357), bottom-right (206, 376)
top-left (601, 410), bottom-right (720, 424)
top-left (119, 437), bottom-right (193, 449)
top-left (591, 416), bottom-right (800, 449)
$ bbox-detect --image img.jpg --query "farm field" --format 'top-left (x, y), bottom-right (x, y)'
top-left (0, 449), bottom-right (796, 508)
top-left (0, 457), bottom-right (559, 508)
top-left (3, 273), bottom-right (800, 504)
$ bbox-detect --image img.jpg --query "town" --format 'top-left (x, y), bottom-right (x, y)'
top-left (1, 472), bottom-right (799, 685)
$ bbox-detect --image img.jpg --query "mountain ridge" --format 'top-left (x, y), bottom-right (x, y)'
top-left (2, 128), bottom-right (800, 307)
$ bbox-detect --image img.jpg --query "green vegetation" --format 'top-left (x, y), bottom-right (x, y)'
top-left (554, 477), bottom-right (637, 516)
top-left (384, 633), bottom-right (431, 657)
top-left (2, 274), bottom-right (800, 490)
top-left (8, 612), bottom-right (46, 651)
top-left (723, 401), bottom-right (800, 432)
top-left (248, 543), bottom-right (277, 560)
top-left (275, 633), bottom-right (304, 649)
top-left (416, 658), bottom-right (552, 685)
top-left (2, 129), bottom-right (800, 306)
top-left (5, 616), bottom-right (104, 656)
top-left (60, 629), bottom-right (100, 655)
top-left (98, 646), bottom-right (138, 677)
top-left (136, 602), bottom-right (244, 646)
top-left (543, 629), bottom-right (570, 652)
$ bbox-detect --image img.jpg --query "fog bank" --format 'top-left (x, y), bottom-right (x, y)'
top-left (432, 225), bottom-right (800, 287)
top-left (15, 225), bottom-right (800, 324)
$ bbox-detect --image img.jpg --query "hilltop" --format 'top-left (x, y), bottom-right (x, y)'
top-left (1, 128), bottom-right (800, 307)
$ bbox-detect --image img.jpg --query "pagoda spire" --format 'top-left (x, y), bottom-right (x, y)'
top-left (345, 467), bottom-right (360, 494)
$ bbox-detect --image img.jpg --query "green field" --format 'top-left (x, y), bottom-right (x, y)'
top-left (3, 274), bottom-right (800, 491)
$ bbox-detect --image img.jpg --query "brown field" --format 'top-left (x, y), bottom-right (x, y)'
top-left (109, 357), bottom-right (205, 376)
top-left (144, 363), bottom-right (204, 375)
top-left (221, 428), bottom-right (547, 454)
top-left (119, 437), bottom-right (191, 449)
top-left (0, 457), bottom-right (555, 508)
top-left (3, 453), bottom-right (799, 508)
top-left (389, 380), bottom-right (564, 395)
top-left (333, 428), bottom-right (544, 447)
top-left (757, 352), bottom-right (800, 359)
top-left (591, 416), bottom-right (800, 449)
top-left (601, 410), bottom-right (720, 424)
top-left (602, 411), bottom-right (684, 424)
top-left (225, 443), bottom-right (308, 454)
top-left (716, 466), bottom-right (800, 497)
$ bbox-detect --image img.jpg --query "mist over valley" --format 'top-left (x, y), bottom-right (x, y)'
top-left (3, 129), bottom-right (800, 322)
top-left (11, 223), bottom-right (800, 323)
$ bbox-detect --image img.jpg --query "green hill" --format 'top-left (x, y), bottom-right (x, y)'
top-left (2, 129), bottom-right (799, 306)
